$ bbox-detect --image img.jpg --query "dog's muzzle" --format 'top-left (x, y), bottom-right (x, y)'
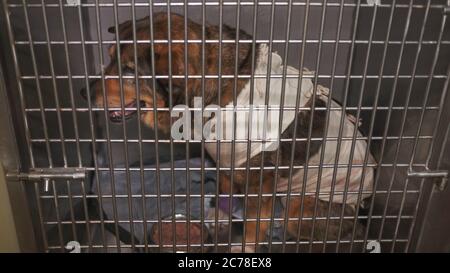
top-left (108, 100), bottom-right (147, 123)
top-left (79, 80), bottom-right (149, 123)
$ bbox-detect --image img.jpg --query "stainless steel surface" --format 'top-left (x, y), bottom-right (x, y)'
top-left (0, 39), bottom-right (37, 253)
top-left (0, 0), bottom-right (448, 253)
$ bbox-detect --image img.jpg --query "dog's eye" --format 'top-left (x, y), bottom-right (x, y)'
top-left (122, 66), bottom-right (136, 84)
top-left (123, 66), bottom-right (135, 75)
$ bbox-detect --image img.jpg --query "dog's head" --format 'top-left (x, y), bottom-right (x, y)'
top-left (81, 13), bottom-right (254, 133)
top-left (80, 15), bottom-right (167, 131)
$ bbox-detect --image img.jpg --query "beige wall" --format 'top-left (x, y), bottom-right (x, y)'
top-left (0, 164), bottom-right (20, 252)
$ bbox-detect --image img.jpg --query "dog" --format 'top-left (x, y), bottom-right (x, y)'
top-left (82, 12), bottom-right (376, 253)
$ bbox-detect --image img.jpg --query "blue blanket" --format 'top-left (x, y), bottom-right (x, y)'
top-left (92, 158), bottom-right (217, 244)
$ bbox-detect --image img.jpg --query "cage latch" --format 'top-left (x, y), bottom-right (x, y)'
top-left (407, 170), bottom-right (448, 192)
top-left (6, 168), bottom-right (87, 192)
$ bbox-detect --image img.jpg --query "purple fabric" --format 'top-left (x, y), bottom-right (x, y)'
top-left (218, 196), bottom-right (237, 215)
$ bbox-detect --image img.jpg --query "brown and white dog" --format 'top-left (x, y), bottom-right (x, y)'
top-left (82, 13), bottom-right (375, 252)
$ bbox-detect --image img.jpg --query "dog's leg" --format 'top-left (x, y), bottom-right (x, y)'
top-left (219, 172), bottom-right (234, 196)
top-left (284, 196), bottom-right (317, 241)
top-left (283, 196), bottom-right (364, 252)
top-left (229, 169), bottom-right (275, 253)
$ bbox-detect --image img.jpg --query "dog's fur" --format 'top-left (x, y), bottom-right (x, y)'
top-left (83, 13), bottom-right (366, 252)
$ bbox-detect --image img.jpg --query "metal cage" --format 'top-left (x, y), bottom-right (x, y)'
top-left (0, 0), bottom-right (449, 253)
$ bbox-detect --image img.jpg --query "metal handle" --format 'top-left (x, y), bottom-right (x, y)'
top-left (407, 169), bottom-right (449, 191)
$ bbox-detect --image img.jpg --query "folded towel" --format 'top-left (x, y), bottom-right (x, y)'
top-left (203, 43), bottom-right (375, 205)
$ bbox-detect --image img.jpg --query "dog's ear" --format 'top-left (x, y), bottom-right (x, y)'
top-left (107, 25), bottom-right (116, 34)
top-left (108, 20), bottom-right (132, 35)
top-left (108, 17), bottom-right (150, 37)
top-left (151, 13), bottom-right (204, 103)
top-left (221, 25), bottom-right (253, 69)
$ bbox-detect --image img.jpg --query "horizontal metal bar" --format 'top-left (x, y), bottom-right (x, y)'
top-left (46, 238), bottom-right (410, 250)
top-left (41, 215), bottom-right (415, 226)
top-left (19, 74), bottom-right (449, 80)
top-left (37, 190), bottom-right (421, 200)
top-left (6, 167), bottom-right (86, 181)
top-left (14, 40), bottom-right (450, 45)
top-left (24, 163), bottom-right (426, 172)
top-left (28, 136), bottom-right (434, 143)
top-left (6, 2), bottom-right (446, 9)
top-left (23, 106), bottom-right (441, 112)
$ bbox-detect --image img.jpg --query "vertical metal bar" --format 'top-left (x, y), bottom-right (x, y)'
top-left (57, 0), bottom-right (90, 248)
top-left (112, 0), bottom-right (136, 251)
top-left (183, 0), bottom-right (192, 253)
top-left (2, 0), bottom-right (47, 250)
top-left (434, 108), bottom-right (450, 172)
top-left (50, 180), bottom-right (64, 251)
top-left (62, 0), bottom-right (105, 251)
top-left (92, 0), bottom-right (121, 251)
top-left (65, 180), bottom-right (77, 242)
top-left (305, 0), bottom-right (329, 253)
top-left (242, 0), bottom-right (259, 253)
top-left (292, 0), bottom-right (312, 253)
top-left (130, 0), bottom-right (148, 252)
top-left (269, 0), bottom-right (294, 253)
top-left (228, 0), bottom-right (242, 253)
top-left (254, 0), bottom-right (276, 252)
top-left (164, 1), bottom-right (177, 252)
top-left (33, 183), bottom-right (48, 251)
top-left (147, 3), bottom-right (164, 252)
top-left (200, 0), bottom-right (206, 253)
top-left (316, 0), bottom-right (345, 253)
top-left (361, 1), bottom-right (432, 252)
top-left (21, 0), bottom-right (63, 251)
top-left (391, 13), bottom-right (448, 253)
top-left (78, 176), bottom-right (92, 251)
top-left (423, 71), bottom-right (450, 178)
top-left (213, 0), bottom-right (224, 253)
